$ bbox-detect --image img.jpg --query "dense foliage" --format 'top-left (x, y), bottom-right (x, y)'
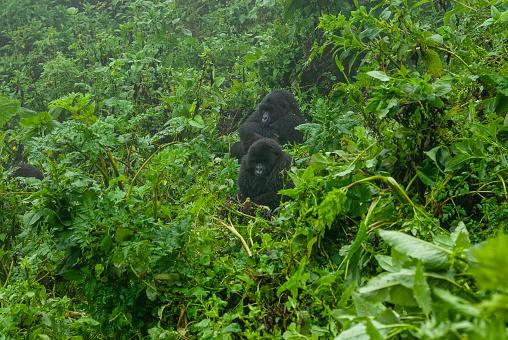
top-left (1, 0), bottom-right (508, 338)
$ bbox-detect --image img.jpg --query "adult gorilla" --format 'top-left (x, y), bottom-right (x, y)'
top-left (239, 89), bottom-right (305, 145)
top-left (230, 89), bottom-right (305, 160)
top-left (237, 138), bottom-right (293, 210)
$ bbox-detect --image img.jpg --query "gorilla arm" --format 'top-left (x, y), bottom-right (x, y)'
top-left (230, 141), bottom-right (244, 160)
top-left (251, 170), bottom-right (294, 210)
top-left (238, 119), bottom-right (279, 140)
top-left (272, 113), bottom-right (305, 145)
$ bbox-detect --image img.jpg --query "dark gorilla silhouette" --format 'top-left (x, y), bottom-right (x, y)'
top-left (229, 132), bottom-right (265, 160)
top-left (229, 142), bottom-right (244, 160)
top-left (237, 138), bottom-right (293, 210)
top-left (11, 163), bottom-right (44, 180)
top-left (239, 89), bottom-right (305, 146)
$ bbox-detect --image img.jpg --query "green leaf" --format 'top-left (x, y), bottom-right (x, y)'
top-left (155, 273), bottom-right (181, 285)
top-left (478, 18), bottom-right (495, 28)
top-left (95, 263), bottom-right (104, 276)
top-left (335, 322), bottom-right (369, 340)
top-left (434, 84), bottom-right (452, 96)
top-left (423, 49), bottom-right (442, 77)
top-left (366, 71), bottom-right (391, 82)
top-left (115, 227), bottom-right (134, 243)
top-left (19, 111), bottom-right (52, 128)
top-left (472, 235), bottom-right (508, 290)
top-left (477, 294), bottom-right (508, 322)
top-left (375, 254), bottom-right (400, 273)
top-left (366, 318), bottom-right (383, 340)
top-left (283, 0), bottom-right (305, 21)
top-left (495, 93), bottom-right (508, 114)
top-left (333, 162), bottom-right (356, 177)
top-left (189, 115), bottom-right (205, 128)
top-left (352, 291), bottom-right (385, 317)
top-left (433, 288), bottom-right (480, 317)
top-left (491, 5), bottom-right (500, 20)
top-left (424, 146), bottom-right (440, 163)
top-left (480, 74), bottom-right (508, 95)
top-left (222, 323), bottom-right (242, 334)
top-left (344, 218), bottom-right (369, 263)
top-left (317, 188), bottom-right (346, 229)
top-left (23, 209), bottom-right (45, 227)
top-left (146, 286), bottom-right (157, 301)
top-left (378, 229), bottom-right (451, 269)
top-left (359, 269), bottom-right (417, 306)
top-left (444, 4), bottom-right (466, 25)
top-left (426, 34), bottom-right (443, 45)
top-left (0, 96), bottom-right (20, 125)
top-left (336, 319), bottom-right (395, 339)
top-left (444, 154), bottom-right (471, 172)
top-left (100, 234), bottom-right (113, 252)
top-left (309, 153), bottom-right (329, 170)
top-left (451, 221), bottom-right (471, 248)
top-left (414, 262), bottom-right (431, 317)
top-left (416, 170), bottom-right (435, 186)
top-left (277, 257), bottom-right (310, 298)
top-left (60, 269), bottom-right (85, 281)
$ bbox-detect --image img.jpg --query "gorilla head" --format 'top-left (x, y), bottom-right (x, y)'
top-left (237, 138), bottom-right (293, 210)
top-left (241, 132), bottom-right (264, 154)
top-left (257, 89), bottom-right (301, 125)
top-left (238, 89), bottom-right (305, 146)
top-left (229, 132), bottom-right (265, 161)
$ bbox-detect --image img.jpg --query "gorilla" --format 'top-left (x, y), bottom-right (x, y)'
top-left (237, 138), bottom-right (294, 210)
top-left (11, 163), bottom-right (44, 180)
top-left (239, 89), bottom-right (305, 145)
top-left (229, 142), bottom-right (244, 160)
top-left (229, 132), bottom-right (265, 161)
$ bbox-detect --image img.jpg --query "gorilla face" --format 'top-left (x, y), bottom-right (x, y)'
top-left (245, 140), bottom-right (278, 178)
top-left (261, 111), bottom-right (270, 124)
top-left (255, 163), bottom-right (265, 176)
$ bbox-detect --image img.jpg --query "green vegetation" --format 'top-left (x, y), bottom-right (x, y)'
top-left (1, 0), bottom-right (508, 338)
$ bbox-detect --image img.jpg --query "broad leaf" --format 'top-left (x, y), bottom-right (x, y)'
top-left (378, 229), bottom-right (451, 269)
top-left (367, 71), bottom-right (391, 82)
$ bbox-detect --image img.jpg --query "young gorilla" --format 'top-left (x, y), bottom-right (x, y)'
top-left (237, 138), bottom-right (293, 210)
top-left (230, 89), bottom-right (305, 160)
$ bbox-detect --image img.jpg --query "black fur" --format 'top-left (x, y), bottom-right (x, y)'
top-left (229, 142), bottom-right (244, 160)
top-left (238, 89), bottom-right (305, 146)
top-left (229, 132), bottom-right (265, 160)
top-left (237, 138), bottom-right (293, 210)
top-left (11, 163), bottom-right (44, 180)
